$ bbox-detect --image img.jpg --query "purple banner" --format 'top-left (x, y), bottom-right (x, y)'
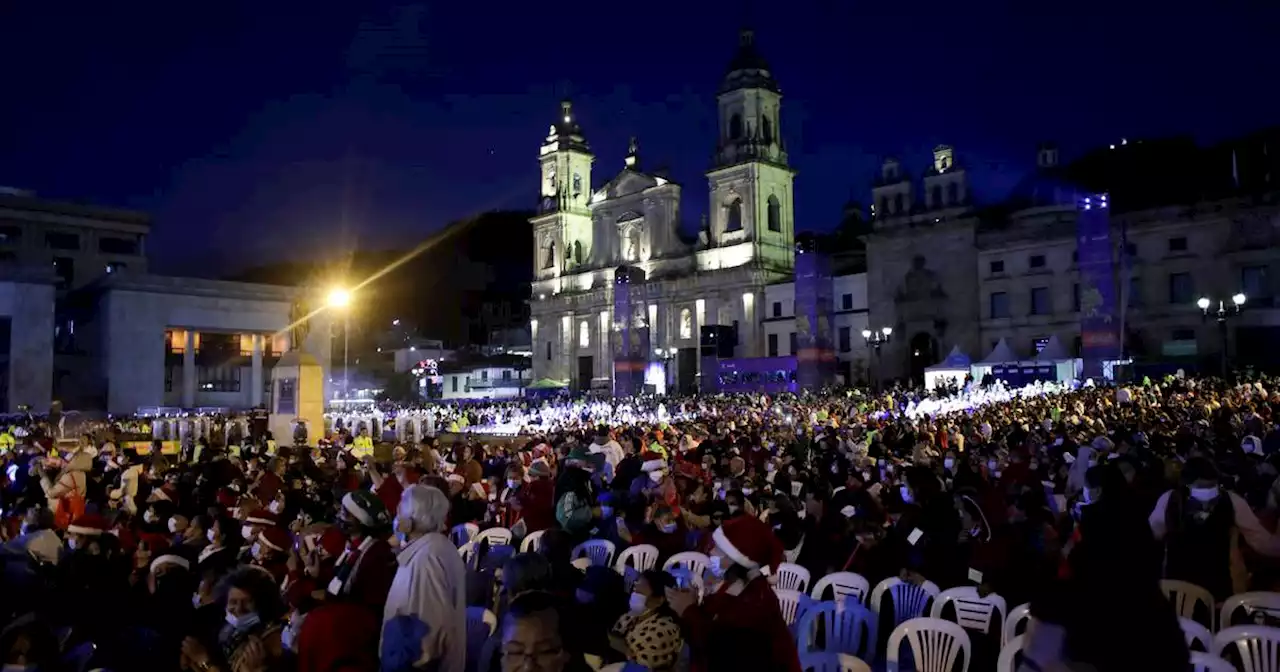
top-left (612, 267), bottom-right (649, 396)
top-left (794, 244), bottom-right (836, 389)
top-left (1077, 195), bottom-right (1119, 380)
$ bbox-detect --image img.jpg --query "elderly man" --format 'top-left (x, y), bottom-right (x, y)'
top-left (381, 484), bottom-right (468, 672)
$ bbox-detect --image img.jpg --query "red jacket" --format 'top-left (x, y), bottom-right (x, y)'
top-left (297, 602), bottom-right (380, 672)
top-left (683, 576), bottom-right (801, 672)
top-left (516, 478), bottom-right (556, 533)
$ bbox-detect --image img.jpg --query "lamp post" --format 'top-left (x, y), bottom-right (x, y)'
top-left (327, 288), bottom-right (352, 400)
top-left (1197, 293), bottom-right (1245, 378)
top-left (862, 326), bottom-right (893, 390)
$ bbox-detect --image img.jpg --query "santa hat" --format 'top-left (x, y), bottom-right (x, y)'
top-left (245, 510), bottom-right (279, 527)
top-left (446, 473), bottom-right (465, 485)
top-left (259, 526), bottom-right (292, 553)
top-left (318, 527), bottom-right (347, 557)
top-left (641, 451), bottom-right (666, 473)
top-left (150, 554), bottom-right (190, 573)
top-left (470, 481), bottom-right (490, 500)
top-left (68, 513), bottom-right (109, 537)
top-left (341, 490), bottom-right (391, 529)
top-left (711, 515), bottom-right (783, 577)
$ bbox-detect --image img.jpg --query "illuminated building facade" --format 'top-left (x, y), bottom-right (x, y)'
top-left (529, 30), bottom-right (797, 392)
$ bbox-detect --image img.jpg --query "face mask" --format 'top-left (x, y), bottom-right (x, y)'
top-left (629, 592), bottom-right (648, 612)
top-left (207, 529), bottom-right (217, 543)
top-left (994, 470), bottom-right (1003, 479)
top-left (659, 522), bottom-right (677, 534)
top-left (251, 543), bottom-right (263, 559)
top-left (900, 485), bottom-right (913, 504)
top-left (268, 500), bottom-right (282, 514)
top-left (168, 519), bottom-right (179, 534)
top-left (506, 479), bottom-right (520, 489)
top-left (1190, 487), bottom-right (1219, 503)
top-left (225, 610), bottom-right (261, 631)
top-left (987, 460), bottom-right (998, 471)
top-left (242, 525), bottom-right (254, 540)
top-left (601, 506), bottom-right (613, 518)
top-left (649, 470), bottom-right (664, 483)
top-left (143, 510), bottom-right (157, 524)
top-left (943, 458), bottom-right (955, 470)
top-left (67, 538), bottom-right (78, 551)
top-left (707, 555), bottom-right (725, 577)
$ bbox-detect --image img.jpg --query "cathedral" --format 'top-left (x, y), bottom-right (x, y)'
top-left (529, 29), bottom-right (797, 393)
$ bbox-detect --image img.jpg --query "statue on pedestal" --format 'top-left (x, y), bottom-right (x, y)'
top-left (288, 297), bottom-right (312, 351)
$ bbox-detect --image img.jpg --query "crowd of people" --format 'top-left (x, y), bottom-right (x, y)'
top-left (1, 373), bottom-right (1279, 671)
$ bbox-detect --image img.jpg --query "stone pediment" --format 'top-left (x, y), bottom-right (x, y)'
top-left (599, 169), bottom-right (662, 201)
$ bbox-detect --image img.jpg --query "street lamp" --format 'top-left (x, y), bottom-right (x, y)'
top-left (1198, 293), bottom-right (1246, 377)
top-left (327, 288), bottom-right (353, 399)
top-left (862, 326), bottom-right (893, 389)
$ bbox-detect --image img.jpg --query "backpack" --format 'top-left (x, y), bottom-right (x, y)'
top-left (556, 491), bottom-right (593, 534)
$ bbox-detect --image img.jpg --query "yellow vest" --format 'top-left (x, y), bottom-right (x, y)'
top-left (0, 433), bottom-right (14, 451)
top-left (351, 435), bottom-right (374, 458)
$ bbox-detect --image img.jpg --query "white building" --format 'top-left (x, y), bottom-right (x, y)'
top-left (530, 30), bottom-right (798, 394)
top-left (440, 359), bottom-right (533, 400)
top-left (762, 272), bottom-right (869, 383)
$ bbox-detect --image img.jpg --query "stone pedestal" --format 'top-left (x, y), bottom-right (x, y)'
top-left (269, 350), bottom-right (325, 447)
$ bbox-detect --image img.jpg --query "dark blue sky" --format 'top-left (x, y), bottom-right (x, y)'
top-left (2, 1), bottom-right (1276, 274)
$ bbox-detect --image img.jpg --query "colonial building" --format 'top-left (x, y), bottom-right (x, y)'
top-left (866, 134), bottom-right (1280, 382)
top-left (529, 30), bottom-right (798, 392)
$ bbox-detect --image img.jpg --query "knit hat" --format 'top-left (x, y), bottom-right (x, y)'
top-left (641, 451), bottom-right (666, 473)
top-left (528, 461), bottom-right (551, 479)
top-left (68, 513), bottom-right (109, 537)
top-left (259, 526), bottom-right (292, 553)
top-left (712, 515), bottom-right (783, 576)
top-left (341, 490), bottom-right (391, 529)
top-left (245, 510), bottom-right (279, 527)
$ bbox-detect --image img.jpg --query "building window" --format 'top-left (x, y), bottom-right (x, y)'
top-left (841, 294), bottom-right (853, 310)
top-left (1072, 283), bottom-right (1081, 312)
top-left (545, 341), bottom-right (552, 361)
top-left (164, 366), bottom-right (173, 393)
top-left (931, 185), bottom-right (943, 209)
top-left (1242, 265), bottom-right (1268, 301)
top-left (503, 369), bottom-right (512, 380)
top-left (198, 365), bottom-right (241, 393)
top-left (45, 232), bottom-right (80, 251)
top-left (838, 327), bottom-right (851, 353)
top-left (451, 376), bottom-right (459, 392)
top-left (52, 257), bottom-right (74, 288)
top-left (1168, 236), bottom-right (1187, 253)
top-left (481, 369), bottom-right (489, 381)
top-left (1030, 287), bottom-right (1050, 315)
top-left (1172, 328), bottom-right (1196, 342)
top-left (729, 114), bottom-right (742, 140)
top-left (767, 333), bottom-right (778, 357)
top-left (269, 333), bottom-right (287, 356)
top-left (725, 200), bottom-right (743, 232)
top-left (105, 262), bottom-right (127, 274)
top-left (99, 237), bottom-right (139, 255)
top-left (679, 308), bottom-right (693, 339)
top-left (788, 332), bottom-right (797, 356)
top-left (990, 292), bottom-right (1010, 319)
top-left (990, 260), bottom-right (1004, 274)
top-left (1029, 254), bottom-right (1046, 269)
top-left (766, 195), bottom-right (781, 233)
top-left (239, 334), bottom-right (254, 356)
top-left (167, 330), bottom-right (187, 354)
top-left (1128, 276), bottom-right (1143, 307)
top-left (893, 193), bottom-right (903, 214)
top-left (578, 321), bottom-right (589, 349)
top-left (542, 241), bottom-right (555, 269)
top-left (761, 116), bottom-right (773, 142)
top-left (771, 301), bottom-right (782, 318)
top-left (572, 240), bottom-right (582, 265)
top-left (1168, 272), bottom-right (1194, 305)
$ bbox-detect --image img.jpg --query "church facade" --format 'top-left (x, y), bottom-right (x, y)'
top-left (529, 30), bottom-right (798, 392)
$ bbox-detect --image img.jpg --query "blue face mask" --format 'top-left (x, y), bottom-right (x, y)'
top-left (600, 506), bottom-right (613, 518)
top-left (225, 610), bottom-right (261, 632)
top-left (660, 522), bottom-right (677, 534)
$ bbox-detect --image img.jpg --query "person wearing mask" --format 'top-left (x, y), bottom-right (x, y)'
top-left (380, 485), bottom-right (468, 672)
top-left (181, 567), bottom-right (287, 672)
top-left (587, 425), bottom-right (625, 483)
top-left (329, 490), bottom-right (397, 610)
top-left (198, 516), bottom-right (241, 574)
top-left (554, 452), bottom-right (599, 540)
top-left (610, 570), bottom-right (683, 672)
top-left (1150, 457), bottom-right (1280, 600)
top-left (666, 515), bottom-right (801, 672)
top-left (636, 504), bottom-right (687, 566)
top-left (893, 466), bottom-right (963, 588)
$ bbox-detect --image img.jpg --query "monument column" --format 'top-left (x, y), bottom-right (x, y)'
top-left (250, 334), bottom-right (264, 407)
top-left (182, 330), bottom-right (197, 408)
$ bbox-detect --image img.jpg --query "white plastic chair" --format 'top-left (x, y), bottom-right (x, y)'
top-left (795, 598), bottom-right (877, 661)
top-left (451, 522), bottom-right (479, 547)
top-left (1213, 624), bottom-right (1280, 672)
top-left (598, 663), bottom-right (626, 672)
top-left (663, 551), bottom-right (709, 578)
top-left (811, 572), bottom-right (871, 605)
top-left (475, 527), bottom-right (513, 548)
top-left (571, 557), bottom-right (593, 572)
top-left (520, 529), bottom-right (546, 553)
top-left (871, 577), bottom-right (941, 629)
top-left (997, 634), bottom-right (1023, 671)
top-left (1163, 579), bottom-right (1216, 630)
top-left (775, 588), bottom-right (806, 627)
top-left (458, 541), bottom-right (476, 565)
top-left (571, 539), bottom-right (616, 567)
top-left (1002, 602), bottom-right (1031, 646)
top-left (1222, 592), bottom-right (1280, 630)
top-left (886, 616), bottom-right (971, 672)
top-left (1192, 651), bottom-right (1240, 672)
top-left (1183, 616), bottom-right (1214, 652)
top-left (798, 651), bottom-right (872, 672)
top-left (614, 544), bottom-right (659, 574)
top-left (932, 586), bottom-right (1007, 636)
top-left (775, 562), bottom-right (812, 593)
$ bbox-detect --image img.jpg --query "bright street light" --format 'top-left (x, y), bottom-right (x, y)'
top-left (1233, 293), bottom-right (1247, 306)
top-left (1197, 297), bottom-right (1211, 311)
top-left (327, 288), bottom-right (352, 308)
top-left (882, 326), bottom-right (893, 336)
top-left (861, 329), bottom-right (872, 339)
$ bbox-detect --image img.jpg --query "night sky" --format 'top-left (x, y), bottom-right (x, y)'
top-left (2, 1), bottom-right (1276, 275)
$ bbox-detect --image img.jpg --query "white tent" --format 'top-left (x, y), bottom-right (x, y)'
top-left (980, 338), bottom-right (1019, 364)
top-left (925, 345), bottom-right (972, 391)
top-left (1034, 334), bottom-right (1081, 381)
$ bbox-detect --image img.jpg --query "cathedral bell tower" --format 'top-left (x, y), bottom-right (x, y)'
top-left (705, 29), bottom-right (795, 270)
top-left (532, 100), bottom-right (595, 282)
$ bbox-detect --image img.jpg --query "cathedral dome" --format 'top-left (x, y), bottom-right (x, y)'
top-left (719, 29), bottom-right (780, 94)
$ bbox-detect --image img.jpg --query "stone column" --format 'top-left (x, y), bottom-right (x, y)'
top-left (182, 330), bottom-right (196, 408)
top-left (250, 334), bottom-right (264, 407)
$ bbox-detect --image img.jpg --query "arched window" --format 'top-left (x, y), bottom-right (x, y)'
top-left (931, 185), bottom-right (943, 209)
top-left (725, 200), bottom-right (743, 232)
top-left (573, 240), bottom-right (583, 265)
top-left (947, 182), bottom-right (959, 205)
top-left (893, 193), bottom-right (904, 214)
top-left (729, 114), bottom-right (743, 140)
top-left (572, 173), bottom-right (582, 196)
top-left (761, 115), bottom-right (773, 142)
top-left (679, 308), bottom-right (693, 340)
top-left (542, 241), bottom-right (555, 269)
top-left (767, 195), bottom-right (781, 232)
top-left (578, 320), bottom-right (590, 349)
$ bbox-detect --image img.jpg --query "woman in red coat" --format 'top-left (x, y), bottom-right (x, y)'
top-left (665, 516), bottom-right (801, 672)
